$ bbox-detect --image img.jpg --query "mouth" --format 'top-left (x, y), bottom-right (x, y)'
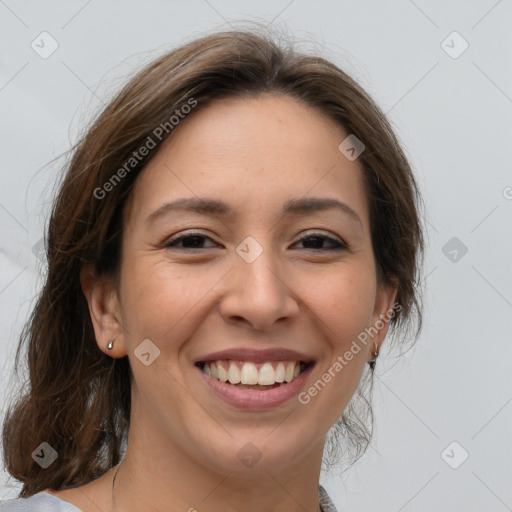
top-left (195, 360), bottom-right (313, 390)
top-left (194, 353), bottom-right (316, 409)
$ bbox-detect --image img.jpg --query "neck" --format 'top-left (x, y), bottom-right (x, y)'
top-left (110, 405), bottom-right (325, 512)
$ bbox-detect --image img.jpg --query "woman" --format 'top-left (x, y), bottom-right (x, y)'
top-left (0, 27), bottom-right (423, 512)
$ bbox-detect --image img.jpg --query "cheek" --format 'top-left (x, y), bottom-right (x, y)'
top-left (118, 255), bottom-right (219, 343)
top-left (314, 266), bottom-right (377, 341)
top-left (294, 268), bottom-right (376, 431)
top-left (117, 258), bottom-right (206, 404)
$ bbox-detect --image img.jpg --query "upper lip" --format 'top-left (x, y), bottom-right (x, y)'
top-left (194, 347), bottom-right (316, 365)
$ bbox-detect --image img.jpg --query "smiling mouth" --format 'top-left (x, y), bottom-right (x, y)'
top-left (195, 360), bottom-right (312, 389)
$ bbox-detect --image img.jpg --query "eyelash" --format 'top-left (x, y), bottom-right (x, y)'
top-left (163, 230), bottom-right (348, 252)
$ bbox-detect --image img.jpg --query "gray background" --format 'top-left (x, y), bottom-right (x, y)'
top-left (1, 1), bottom-right (511, 510)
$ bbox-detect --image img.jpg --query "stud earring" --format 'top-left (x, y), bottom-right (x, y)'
top-left (107, 337), bottom-right (115, 350)
top-left (368, 343), bottom-right (379, 370)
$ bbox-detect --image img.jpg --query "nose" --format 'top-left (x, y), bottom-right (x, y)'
top-left (218, 243), bottom-right (300, 332)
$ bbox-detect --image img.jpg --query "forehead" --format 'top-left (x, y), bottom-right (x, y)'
top-left (124, 93), bottom-right (370, 229)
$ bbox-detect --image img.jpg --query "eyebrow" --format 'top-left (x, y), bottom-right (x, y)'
top-left (145, 197), bottom-right (363, 229)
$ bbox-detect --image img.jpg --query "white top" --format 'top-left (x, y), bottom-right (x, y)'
top-left (0, 493), bottom-right (81, 511)
top-left (0, 485), bottom-right (338, 511)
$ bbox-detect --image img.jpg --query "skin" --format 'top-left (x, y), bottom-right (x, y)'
top-left (47, 93), bottom-right (397, 512)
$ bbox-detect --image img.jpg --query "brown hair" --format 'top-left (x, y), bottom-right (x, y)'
top-left (1, 26), bottom-right (424, 497)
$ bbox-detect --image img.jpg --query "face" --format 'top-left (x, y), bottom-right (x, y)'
top-left (84, 93), bottom-right (396, 475)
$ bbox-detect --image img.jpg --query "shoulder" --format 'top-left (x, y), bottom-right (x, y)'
top-left (0, 493), bottom-right (83, 511)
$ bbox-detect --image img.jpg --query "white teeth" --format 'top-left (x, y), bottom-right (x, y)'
top-left (240, 362), bottom-right (259, 385)
top-left (284, 362), bottom-right (295, 383)
top-left (227, 363), bottom-right (241, 384)
top-left (275, 362), bottom-right (285, 382)
top-left (202, 360), bottom-right (305, 386)
top-left (258, 362), bottom-right (276, 385)
top-left (217, 362), bottom-right (228, 382)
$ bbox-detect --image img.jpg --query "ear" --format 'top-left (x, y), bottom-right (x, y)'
top-left (370, 278), bottom-right (399, 357)
top-left (80, 264), bottom-right (127, 358)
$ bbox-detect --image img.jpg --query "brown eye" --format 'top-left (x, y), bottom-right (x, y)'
top-left (163, 231), bottom-right (217, 249)
top-left (294, 233), bottom-right (347, 251)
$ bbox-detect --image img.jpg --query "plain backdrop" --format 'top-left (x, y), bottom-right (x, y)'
top-left (1, 1), bottom-right (511, 511)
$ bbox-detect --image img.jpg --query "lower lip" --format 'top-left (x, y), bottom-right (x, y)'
top-left (197, 364), bottom-right (314, 410)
